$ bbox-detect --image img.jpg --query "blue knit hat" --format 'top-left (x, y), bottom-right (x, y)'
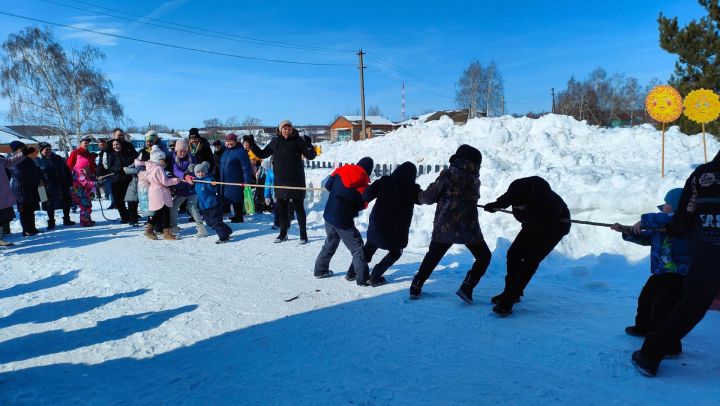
top-left (660, 188), bottom-right (683, 211)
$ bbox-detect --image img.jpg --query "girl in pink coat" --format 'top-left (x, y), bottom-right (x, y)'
top-left (144, 146), bottom-right (182, 240)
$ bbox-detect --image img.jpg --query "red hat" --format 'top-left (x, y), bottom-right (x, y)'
top-left (225, 133), bottom-right (238, 142)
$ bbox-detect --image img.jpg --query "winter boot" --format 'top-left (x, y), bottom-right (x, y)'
top-left (0, 239), bottom-right (12, 247)
top-left (491, 291), bottom-right (521, 305)
top-left (492, 303), bottom-right (513, 317)
top-left (455, 282), bottom-right (474, 305)
top-left (409, 279), bottom-right (422, 300)
top-left (368, 276), bottom-right (387, 287)
top-left (47, 218), bottom-right (56, 230)
top-left (215, 236), bottom-right (230, 244)
top-left (625, 326), bottom-right (648, 337)
top-left (345, 270), bottom-right (356, 282)
top-left (631, 350), bottom-right (659, 377)
top-left (63, 217), bottom-right (76, 226)
top-left (195, 222), bottom-right (208, 238)
top-left (314, 270), bottom-right (334, 279)
top-left (144, 223), bottom-right (158, 240)
top-left (299, 228), bottom-right (308, 244)
top-left (274, 229), bottom-right (288, 243)
top-left (163, 228), bottom-right (178, 240)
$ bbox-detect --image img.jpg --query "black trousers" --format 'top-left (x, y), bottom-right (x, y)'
top-left (45, 207), bottom-right (71, 223)
top-left (277, 198), bottom-right (306, 238)
top-left (635, 273), bottom-right (685, 333)
top-left (111, 181), bottom-right (130, 221)
top-left (17, 203), bottom-right (38, 234)
top-left (641, 252), bottom-right (720, 360)
top-left (127, 201), bottom-right (139, 224)
top-left (347, 242), bottom-right (403, 280)
top-left (499, 227), bottom-right (567, 307)
top-left (413, 239), bottom-right (491, 290)
top-left (149, 205), bottom-right (170, 229)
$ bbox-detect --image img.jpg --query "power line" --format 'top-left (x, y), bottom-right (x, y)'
top-left (365, 52), bottom-right (456, 93)
top-left (52, 0), bottom-right (354, 53)
top-left (366, 66), bottom-right (454, 100)
top-left (0, 10), bottom-right (355, 67)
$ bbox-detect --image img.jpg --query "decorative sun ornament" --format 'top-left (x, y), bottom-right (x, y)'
top-left (683, 89), bottom-right (720, 124)
top-left (645, 85), bottom-right (683, 123)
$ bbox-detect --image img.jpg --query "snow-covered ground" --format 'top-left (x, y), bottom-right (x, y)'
top-left (1, 115), bottom-right (718, 404)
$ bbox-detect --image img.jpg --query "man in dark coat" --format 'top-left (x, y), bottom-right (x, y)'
top-left (104, 129), bottom-right (136, 210)
top-left (632, 149), bottom-right (720, 377)
top-left (188, 127), bottom-right (215, 173)
top-left (410, 145), bottom-right (491, 303)
top-left (217, 133), bottom-right (253, 222)
top-left (249, 120), bottom-right (317, 242)
top-left (106, 139), bottom-right (138, 223)
top-left (9, 141), bottom-right (43, 236)
top-left (96, 137), bottom-right (110, 201)
top-left (314, 157), bottom-right (374, 283)
top-left (34, 142), bottom-right (74, 229)
top-left (346, 161), bottom-right (421, 286)
top-left (484, 176), bottom-right (571, 316)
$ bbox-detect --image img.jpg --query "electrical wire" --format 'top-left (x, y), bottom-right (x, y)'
top-left (366, 52), bottom-right (456, 92)
top-left (51, 0), bottom-right (355, 52)
top-left (0, 10), bottom-right (355, 66)
top-left (366, 66), bottom-right (454, 100)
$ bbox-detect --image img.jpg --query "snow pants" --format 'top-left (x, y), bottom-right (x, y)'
top-left (171, 194), bottom-right (203, 230)
top-left (498, 225), bottom-right (568, 308)
top-left (412, 240), bottom-right (491, 290)
top-left (635, 273), bottom-right (685, 334)
top-left (201, 203), bottom-right (232, 240)
top-left (346, 242), bottom-right (402, 281)
top-left (641, 250), bottom-right (720, 361)
top-left (314, 222), bottom-right (368, 284)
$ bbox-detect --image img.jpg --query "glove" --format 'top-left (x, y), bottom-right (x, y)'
top-left (483, 202), bottom-right (501, 213)
top-left (303, 135), bottom-right (313, 148)
top-left (184, 175), bottom-right (195, 185)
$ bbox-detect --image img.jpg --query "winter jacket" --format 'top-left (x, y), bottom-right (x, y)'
top-left (249, 129), bottom-right (317, 200)
top-left (492, 176), bottom-right (571, 236)
top-left (212, 146), bottom-right (225, 178)
top-left (421, 157), bottom-right (484, 244)
top-left (10, 157), bottom-right (43, 205)
top-left (34, 153), bottom-right (73, 210)
top-left (189, 137), bottom-right (214, 173)
top-left (122, 160), bottom-right (144, 202)
top-left (138, 143), bottom-right (171, 170)
top-left (97, 150), bottom-right (108, 177)
top-left (146, 162), bottom-right (180, 211)
top-left (623, 212), bottom-right (690, 275)
top-left (170, 152), bottom-right (196, 197)
top-left (66, 147), bottom-right (96, 174)
top-left (217, 146), bottom-right (253, 204)
top-left (264, 168), bottom-right (275, 199)
top-left (106, 149), bottom-right (136, 184)
top-left (365, 162), bottom-right (421, 250)
top-left (0, 154), bottom-right (25, 209)
top-left (668, 150), bottom-right (720, 262)
top-left (194, 175), bottom-right (220, 211)
top-left (103, 139), bottom-right (136, 157)
top-left (323, 164), bottom-right (371, 228)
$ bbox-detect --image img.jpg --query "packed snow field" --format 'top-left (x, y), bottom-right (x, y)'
top-left (1, 115), bottom-right (718, 404)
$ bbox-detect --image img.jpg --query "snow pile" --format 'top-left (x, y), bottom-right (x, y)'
top-left (309, 114), bottom-right (719, 260)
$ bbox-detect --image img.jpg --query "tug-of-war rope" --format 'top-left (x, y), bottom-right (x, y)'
top-left (192, 179), bottom-right (643, 232)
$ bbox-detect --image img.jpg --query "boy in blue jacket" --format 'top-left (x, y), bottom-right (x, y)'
top-left (612, 188), bottom-right (689, 355)
top-left (193, 161), bottom-right (232, 244)
top-left (313, 157), bottom-right (374, 283)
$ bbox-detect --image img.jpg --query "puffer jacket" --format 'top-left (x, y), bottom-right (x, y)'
top-left (323, 164), bottom-right (370, 228)
top-left (623, 212), bottom-right (690, 275)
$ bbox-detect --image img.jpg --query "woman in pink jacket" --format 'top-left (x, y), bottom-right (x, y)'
top-left (144, 146), bottom-right (182, 240)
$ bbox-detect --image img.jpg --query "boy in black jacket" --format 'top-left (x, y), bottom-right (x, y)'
top-left (484, 176), bottom-right (570, 316)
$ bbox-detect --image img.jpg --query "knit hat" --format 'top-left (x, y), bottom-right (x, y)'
top-left (212, 139), bottom-right (221, 147)
top-left (175, 138), bottom-right (189, 152)
top-left (188, 128), bottom-right (200, 138)
top-left (357, 157), bottom-right (374, 175)
top-left (225, 133), bottom-right (238, 142)
top-left (194, 161), bottom-right (210, 176)
top-left (9, 141), bottom-right (25, 152)
top-left (661, 188), bottom-right (683, 211)
top-left (449, 144), bottom-right (482, 166)
top-left (145, 130), bottom-right (159, 142)
top-left (81, 135), bottom-right (94, 143)
top-left (149, 145), bottom-right (165, 163)
top-left (38, 142), bottom-right (52, 152)
top-left (22, 146), bottom-right (36, 156)
top-left (278, 120), bottom-right (292, 131)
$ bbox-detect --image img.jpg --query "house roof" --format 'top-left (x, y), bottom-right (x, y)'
top-left (342, 115), bottom-right (394, 126)
top-left (0, 126), bottom-right (37, 144)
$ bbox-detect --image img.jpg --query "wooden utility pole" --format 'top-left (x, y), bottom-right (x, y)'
top-left (358, 49), bottom-right (367, 140)
top-left (551, 88), bottom-right (556, 113)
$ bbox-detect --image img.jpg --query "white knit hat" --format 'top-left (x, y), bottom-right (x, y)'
top-left (149, 145), bottom-right (165, 163)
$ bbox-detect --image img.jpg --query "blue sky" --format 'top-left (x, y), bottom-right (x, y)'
top-left (0, 0), bottom-right (705, 129)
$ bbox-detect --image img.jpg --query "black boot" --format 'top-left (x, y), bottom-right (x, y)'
top-left (63, 217), bottom-right (76, 226)
top-left (47, 218), bottom-right (56, 230)
top-left (274, 229), bottom-right (288, 243)
top-left (409, 279), bottom-right (422, 300)
top-left (455, 282), bottom-right (474, 304)
top-left (631, 350), bottom-right (659, 377)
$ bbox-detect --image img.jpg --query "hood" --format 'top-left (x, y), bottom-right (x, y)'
top-left (333, 164), bottom-right (370, 190)
top-left (390, 161), bottom-right (417, 183)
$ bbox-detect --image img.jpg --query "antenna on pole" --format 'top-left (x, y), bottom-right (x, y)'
top-left (401, 81), bottom-right (406, 121)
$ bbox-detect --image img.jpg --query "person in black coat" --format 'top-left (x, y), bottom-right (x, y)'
top-left (34, 142), bottom-right (74, 229)
top-left (632, 149), bottom-right (720, 377)
top-left (188, 128), bottom-right (215, 174)
top-left (484, 176), bottom-right (571, 316)
top-left (346, 162), bottom-right (421, 286)
top-left (249, 120), bottom-right (317, 242)
top-left (106, 139), bottom-right (138, 223)
top-left (9, 141), bottom-right (43, 236)
top-left (96, 137), bottom-right (109, 200)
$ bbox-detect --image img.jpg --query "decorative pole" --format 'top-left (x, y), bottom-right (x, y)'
top-left (645, 85), bottom-right (683, 178)
top-left (683, 89), bottom-right (720, 164)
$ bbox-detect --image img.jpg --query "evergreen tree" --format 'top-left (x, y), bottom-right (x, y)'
top-left (658, 0), bottom-right (720, 137)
